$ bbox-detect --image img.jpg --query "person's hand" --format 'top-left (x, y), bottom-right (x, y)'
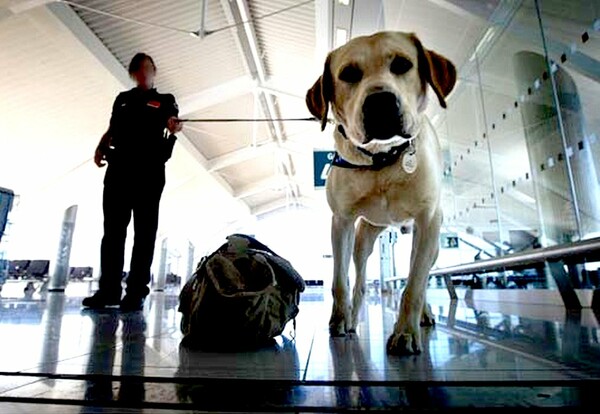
top-left (167, 116), bottom-right (183, 134)
top-left (94, 146), bottom-right (107, 168)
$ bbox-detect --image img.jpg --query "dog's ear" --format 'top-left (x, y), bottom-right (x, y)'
top-left (410, 34), bottom-right (456, 109)
top-left (306, 54), bottom-right (333, 131)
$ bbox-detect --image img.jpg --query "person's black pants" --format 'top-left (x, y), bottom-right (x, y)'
top-left (99, 164), bottom-right (165, 299)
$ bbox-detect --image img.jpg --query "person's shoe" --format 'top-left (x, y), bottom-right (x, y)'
top-left (120, 294), bottom-right (145, 312)
top-left (82, 291), bottom-right (120, 309)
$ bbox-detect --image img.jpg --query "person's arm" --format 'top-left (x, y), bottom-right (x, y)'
top-left (163, 94), bottom-right (182, 162)
top-left (94, 94), bottom-right (121, 168)
top-left (94, 129), bottom-right (111, 167)
top-left (97, 130), bottom-right (111, 150)
top-left (166, 94), bottom-right (182, 135)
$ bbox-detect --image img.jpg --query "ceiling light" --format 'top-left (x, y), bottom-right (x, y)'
top-left (338, 0), bottom-right (350, 5)
top-left (335, 28), bottom-right (348, 48)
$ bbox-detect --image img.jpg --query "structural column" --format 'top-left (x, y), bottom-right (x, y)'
top-left (48, 205), bottom-right (78, 291)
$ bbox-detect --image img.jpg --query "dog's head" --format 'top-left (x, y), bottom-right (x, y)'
top-left (306, 32), bottom-right (456, 152)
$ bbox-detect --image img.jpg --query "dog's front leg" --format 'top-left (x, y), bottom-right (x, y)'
top-left (387, 208), bottom-right (441, 355)
top-left (350, 218), bottom-right (385, 333)
top-left (330, 214), bottom-right (355, 336)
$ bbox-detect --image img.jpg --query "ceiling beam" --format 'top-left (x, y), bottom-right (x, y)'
top-left (425, 0), bottom-right (495, 20)
top-left (234, 176), bottom-right (285, 199)
top-left (206, 142), bottom-right (276, 172)
top-left (46, 1), bottom-right (250, 215)
top-left (176, 138), bottom-right (237, 196)
top-left (178, 75), bottom-right (257, 116)
top-left (257, 86), bottom-right (304, 101)
top-left (251, 195), bottom-right (315, 217)
top-left (47, 2), bottom-right (132, 87)
top-left (219, 0), bottom-right (299, 199)
top-left (6, 0), bottom-right (54, 14)
top-left (205, 140), bottom-right (308, 173)
top-left (251, 197), bottom-right (294, 216)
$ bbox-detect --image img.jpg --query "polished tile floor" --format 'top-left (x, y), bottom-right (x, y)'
top-left (0, 285), bottom-right (599, 412)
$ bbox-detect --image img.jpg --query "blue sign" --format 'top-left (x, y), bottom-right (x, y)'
top-left (313, 150), bottom-right (335, 188)
top-left (0, 187), bottom-right (14, 244)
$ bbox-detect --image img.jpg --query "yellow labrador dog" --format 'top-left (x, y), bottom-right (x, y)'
top-left (306, 32), bottom-right (456, 355)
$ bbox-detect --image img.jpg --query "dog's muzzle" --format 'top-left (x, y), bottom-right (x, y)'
top-left (362, 91), bottom-right (404, 141)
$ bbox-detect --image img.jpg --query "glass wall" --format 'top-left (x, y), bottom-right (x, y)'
top-left (439, 0), bottom-right (600, 270)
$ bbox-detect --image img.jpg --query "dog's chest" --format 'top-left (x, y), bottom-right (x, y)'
top-left (358, 184), bottom-right (416, 225)
top-left (328, 170), bottom-right (421, 224)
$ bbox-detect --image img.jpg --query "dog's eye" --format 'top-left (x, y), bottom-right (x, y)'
top-left (339, 65), bottom-right (363, 84)
top-left (390, 56), bottom-right (413, 75)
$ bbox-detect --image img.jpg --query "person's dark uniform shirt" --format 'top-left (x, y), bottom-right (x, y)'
top-left (106, 87), bottom-right (179, 167)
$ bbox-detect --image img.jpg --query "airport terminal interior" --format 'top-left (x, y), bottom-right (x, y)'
top-left (1, 0), bottom-right (600, 412)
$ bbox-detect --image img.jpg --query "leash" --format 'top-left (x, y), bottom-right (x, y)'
top-left (179, 117), bottom-right (321, 123)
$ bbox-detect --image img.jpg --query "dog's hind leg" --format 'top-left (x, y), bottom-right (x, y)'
top-left (350, 218), bottom-right (386, 333)
top-left (421, 300), bottom-right (435, 327)
top-left (387, 208), bottom-right (442, 355)
top-left (330, 214), bottom-right (355, 336)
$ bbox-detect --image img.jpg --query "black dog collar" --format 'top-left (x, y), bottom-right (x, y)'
top-left (333, 125), bottom-right (412, 171)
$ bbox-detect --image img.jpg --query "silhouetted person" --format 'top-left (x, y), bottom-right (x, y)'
top-left (83, 53), bottom-right (182, 311)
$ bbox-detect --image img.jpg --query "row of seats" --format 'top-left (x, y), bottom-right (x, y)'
top-left (70, 266), bottom-right (94, 280)
top-left (1, 260), bottom-right (93, 280)
top-left (7, 260), bottom-right (49, 279)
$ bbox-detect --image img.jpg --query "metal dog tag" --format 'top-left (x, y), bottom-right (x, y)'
top-left (402, 146), bottom-right (417, 174)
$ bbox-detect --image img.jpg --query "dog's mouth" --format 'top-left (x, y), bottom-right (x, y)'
top-left (356, 115), bottom-right (420, 154)
top-left (363, 115), bottom-right (412, 143)
top-left (361, 111), bottom-right (419, 148)
top-left (358, 134), bottom-right (414, 154)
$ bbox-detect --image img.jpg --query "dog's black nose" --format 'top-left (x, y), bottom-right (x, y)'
top-left (362, 92), bottom-right (402, 141)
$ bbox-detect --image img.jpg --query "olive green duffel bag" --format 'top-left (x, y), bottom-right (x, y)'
top-left (178, 234), bottom-right (305, 350)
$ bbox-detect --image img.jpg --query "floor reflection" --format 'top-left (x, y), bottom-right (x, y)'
top-left (416, 297), bottom-right (600, 377)
top-left (81, 310), bottom-right (146, 411)
top-left (176, 335), bottom-right (303, 408)
top-left (0, 288), bottom-right (599, 410)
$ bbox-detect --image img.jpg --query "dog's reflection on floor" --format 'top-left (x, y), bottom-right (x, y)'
top-left (81, 310), bottom-right (146, 411)
top-left (329, 303), bottom-right (447, 409)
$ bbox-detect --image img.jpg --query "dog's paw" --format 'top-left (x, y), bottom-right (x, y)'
top-left (420, 314), bottom-right (435, 327)
top-left (420, 304), bottom-right (435, 327)
top-left (329, 322), bottom-right (347, 336)
top-left (329, 309), bottom-right (349, 337)
top-left (329, 324), bottom-right (346, 336)
top-left (386, 331), bottom-right (422, 355)
top-left (348, 315), bottom-right (359, 334)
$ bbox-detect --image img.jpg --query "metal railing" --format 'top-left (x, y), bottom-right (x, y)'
top-left (430, 236), bottom-right (600, 278)
top-left (384, 237), bottom-right (600, 309)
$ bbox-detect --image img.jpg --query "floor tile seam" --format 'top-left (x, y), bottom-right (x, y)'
top-left (0, 395), bottom-right (393, 413)
top-left (2, 372), bottom-right (600, 390)
top-left (301, 329), bottom-right (317, 382)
